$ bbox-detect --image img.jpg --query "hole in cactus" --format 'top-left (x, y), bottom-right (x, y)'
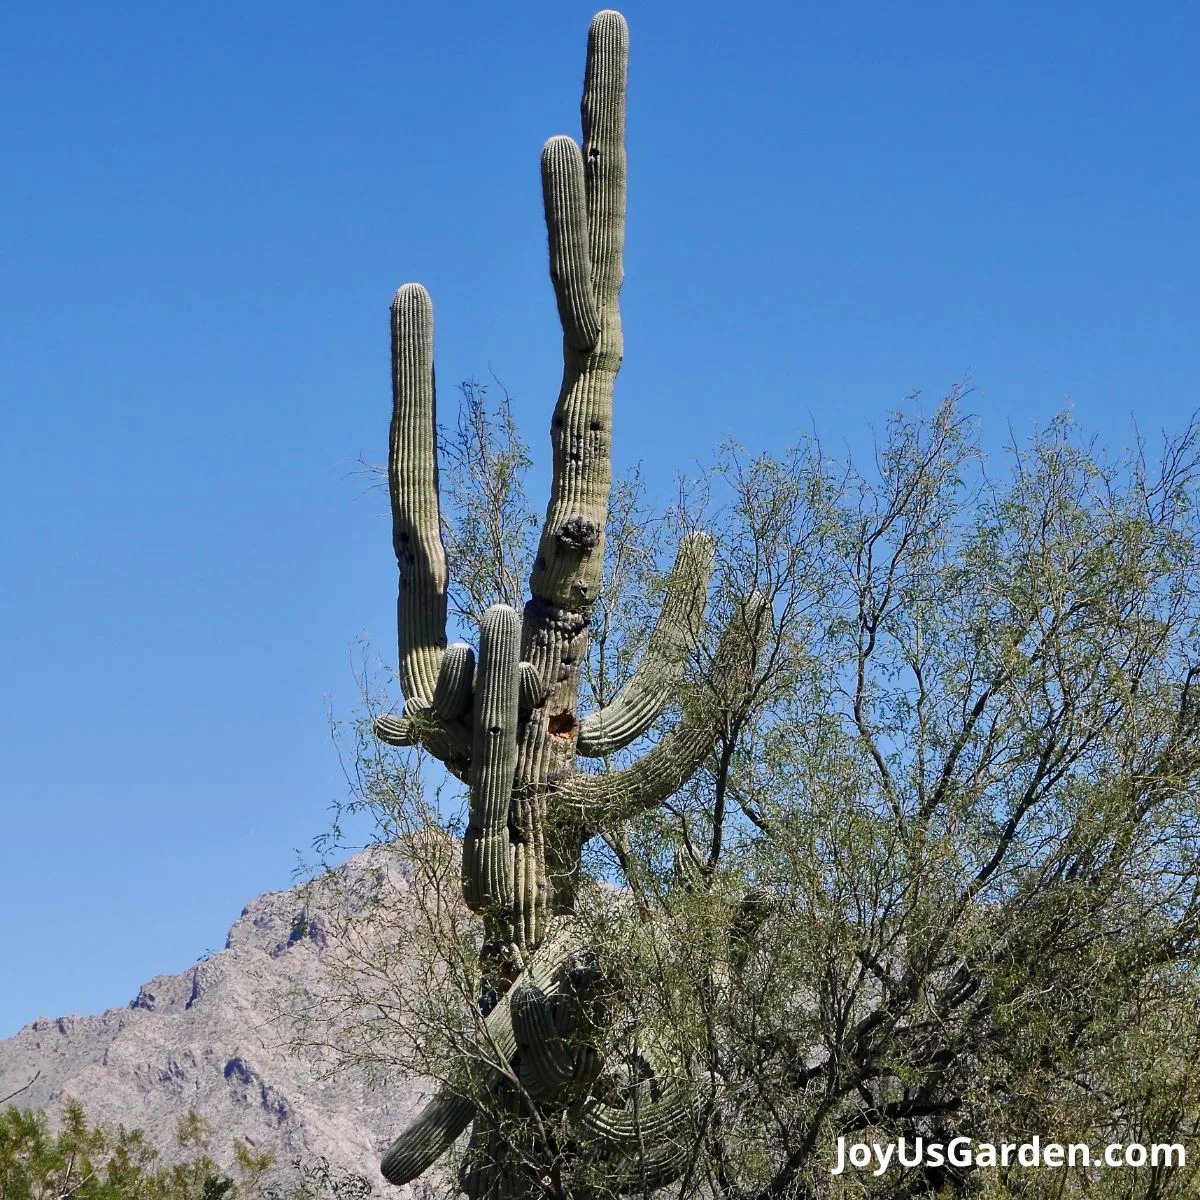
top-left (589, 419), bottom-right (602, 431)
top-left (555, 516), bottom-right (599, 552)
top-left (548, 711), bottom-right (577, 739)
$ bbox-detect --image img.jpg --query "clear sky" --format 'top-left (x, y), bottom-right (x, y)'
top-left (2, 1), bottom-right (1197, 1037)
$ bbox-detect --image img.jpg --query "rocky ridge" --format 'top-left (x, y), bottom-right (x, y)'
top-left (0, 849), bottom-right (441, 1197)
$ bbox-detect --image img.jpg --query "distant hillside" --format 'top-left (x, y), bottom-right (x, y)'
top-left (0, 849), bottom-right (443, 1197)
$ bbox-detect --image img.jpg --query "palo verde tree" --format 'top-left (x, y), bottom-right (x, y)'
top-left (371, 9), bottom-right (766, 1198)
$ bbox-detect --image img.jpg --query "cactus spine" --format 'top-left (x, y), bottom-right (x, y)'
top-left (375, 10), bottom-right (766, 1193)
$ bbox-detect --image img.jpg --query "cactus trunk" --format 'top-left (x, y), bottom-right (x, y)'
top-left (373, 10), bottom-right (767, 1193)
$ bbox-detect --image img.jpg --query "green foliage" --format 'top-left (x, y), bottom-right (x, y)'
top-left (595, 397), bottom-right (1200, 1198)
top-left (261, 1158), bottom-right (371, 1200)
top-left (0, 1102), bottom-right (378, 1200)
top-left (320, 391), bottom-right (1200, 1199)
top-left (0, 1100), bottom-right (250, 1200)
top-left (438, 380), bottom-right (540, 627)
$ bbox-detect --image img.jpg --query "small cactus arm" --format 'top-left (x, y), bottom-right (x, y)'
top-left (576, 531), bottom-right (715, 757)
top-left (375, 10), bottom-right (769, 1192)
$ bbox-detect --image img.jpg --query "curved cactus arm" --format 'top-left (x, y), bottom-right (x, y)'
top-left (373, 700), bottom-right (472, 782)
top-left (576, 1083), bottom-right (694, 1151)
top-left (389, 283), bottom-right (449, 704)
top-left (512, 983), bottom-right (579, 1101)
top-left (380, 1088), bottom-right (475, 1187)
top-left (530, 11), bottom-right (629, 611)
top-left (558, 714), bottom-right (719, 837)
top-left (577, 532), bottom-right (715, 757)
top-left (462, 606), bottom-right (521, 914)
top-left (478, 919), bottom-right (591, 1065)
top-left (431, 641), bottom-right (475, 721)
top-left (380, 923), bottom-right (590, 1186)
top-left (373, 713), bottom-right (418, 747)
top-left (602, 1140), bottom-right (694, 1193)
top-left (556, 593), bottom-right (770, 837)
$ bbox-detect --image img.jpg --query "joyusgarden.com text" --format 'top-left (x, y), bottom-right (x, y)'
top-left (831, 1136), bottom-right (1187, 1177)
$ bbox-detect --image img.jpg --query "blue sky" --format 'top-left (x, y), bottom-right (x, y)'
top-left (1, 1), bottom-right (1197, 1037)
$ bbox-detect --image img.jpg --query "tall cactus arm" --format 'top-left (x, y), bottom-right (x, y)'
top-left (380, 922), bottom-right (590, 1187)
top-left (462, 606), bottom-right (521, 913)
top-left (542, 136), bottom-right (600, 352)
top-left (556, 593), bottom-right (770, 837)
top-left (529, 11), bottom-right (629, 611)
top-left (390, 283), bottom-right (449, 704)
top-left (577, 532), bottom-right (715, 757)
top-left (582, 10), bottom-right (628, 312)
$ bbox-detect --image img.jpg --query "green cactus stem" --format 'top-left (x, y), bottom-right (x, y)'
top-left (374, 701), bottom-right (471, 781)
top-left (528, 10), bottom-right (628, 612)
top-left (379, 1089), bottom-right (474, 1187)
top-left (542, 135), bottom-right (601, 352)
top-left (512, 982), bottom-right (581, 1100)
top-left (461, 606), bottom-right (520, 916)
top-left (431, 641), bottom-right (475, 721)
top-left (576, 1083), bottom-right (693, 1150)
top-left (389, 284), bottom-right (448, 704)
top-left (557, 593), bottom-right (770, 837)
top-left (577, 531), bottom-right (715, 756)
top-left (517, 661), bottom-right (549, 711)
top-left (372, 713), bottom-right (417, 747)
top-left (586, 1139), bottom-right (694, 1192)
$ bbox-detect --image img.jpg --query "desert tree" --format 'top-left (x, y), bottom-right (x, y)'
top-left (313, 386), bottom-right (1200, 1200)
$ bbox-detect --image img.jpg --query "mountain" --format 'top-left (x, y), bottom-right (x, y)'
top-left (0, 848), bottom-right (444, 1197)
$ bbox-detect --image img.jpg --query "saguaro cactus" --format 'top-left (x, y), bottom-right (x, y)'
top-left (375, 10), bottom-right (764, 1194)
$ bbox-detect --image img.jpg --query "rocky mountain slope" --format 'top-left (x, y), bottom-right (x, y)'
top-left (0, 849), bottom-right (442, 1197)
